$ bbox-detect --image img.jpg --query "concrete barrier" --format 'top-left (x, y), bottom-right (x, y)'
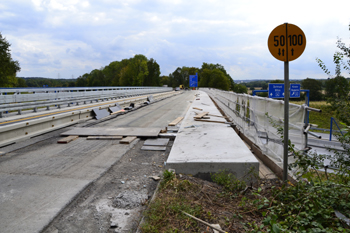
top-left (166, 91), bottom-right (259, 181)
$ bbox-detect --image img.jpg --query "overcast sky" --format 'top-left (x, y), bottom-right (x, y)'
top-left (1, 0), bottom-right (350, 81)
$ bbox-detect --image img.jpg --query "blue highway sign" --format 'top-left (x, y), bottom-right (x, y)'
top-left (268, 83), bottom-right (284, 98)
top-left (189, 73), bottom-right (198, 87)
top-left (290, 84), bottom-right (301, 98)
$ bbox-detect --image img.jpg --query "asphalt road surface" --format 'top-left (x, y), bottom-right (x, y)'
top-left (0, 91), bottom-right (195, 233)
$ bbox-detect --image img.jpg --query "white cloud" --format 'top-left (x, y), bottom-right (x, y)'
top-left (1, 0), bottom-right (349, 80)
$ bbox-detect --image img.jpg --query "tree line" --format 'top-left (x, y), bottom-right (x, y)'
top-left (75, 55), bottom-right (161, 87)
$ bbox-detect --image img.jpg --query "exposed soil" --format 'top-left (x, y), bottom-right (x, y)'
top-left (43, 138), bottom-right (173, 233)
top-left (139, 173), bottom-right (283, 233)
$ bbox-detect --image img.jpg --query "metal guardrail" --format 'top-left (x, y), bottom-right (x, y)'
top-left (0, 86), bottom-right (171, 103)
top-left (0, 86), bottom-right (172, 117)
top-left (0, 91), bottom-right (178, 148)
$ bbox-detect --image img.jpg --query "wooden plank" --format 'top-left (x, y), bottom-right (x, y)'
top-left (120, 136), bottom-right (137, 144)
top-left (194, 119), bottom-right (227, 124)
top-left (86, 136), bottom-right (123, 140)
top-left (193, 112), bottom-right (209, 119)
top-left (110, 109), bottom-right (125, 115)
top-left (194, 112), bottom-right (224, 118)
top-left (160, 127), bottom-right (167, 133)
top-left (57, 135), bottom-right (79, 144)
top-left (192, 107), bottom-right (203, 111)
top-left (61, 127), bottom-right (161, 137)
top-left (168, 117), bottom-right (184, 126)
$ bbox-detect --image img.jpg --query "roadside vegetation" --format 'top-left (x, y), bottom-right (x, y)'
top-left (140, 114), bottom-right (350, 232)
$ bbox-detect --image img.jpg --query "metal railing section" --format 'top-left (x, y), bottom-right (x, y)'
top-left (330, 117), bottom-right (345, 141)
top-left (0, 86), bottom-right (172, 117)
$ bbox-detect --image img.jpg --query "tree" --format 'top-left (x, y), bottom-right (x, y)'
top-left (316, 24), bottom-right (350, 125)
top-left (160, 75), bottom-right (170, 87)
top-left (199, 63), bottom-right (233, 89)
top-left (76, 74), bottom-right (89, 87)
top-left (0, 32), bottom-right (21, 87)
top-left (233, 84), bottom-right (248, 94)
top-left (301, 78), bottom-right (323, 101)
top-left (144, 58), bottom-right (160, 86)
top-left (324, 76), bottom-right (349, 99)
top-left (17, 78), bottom-right (27, 87)
top-left (261, 82), bottom-right (268, 90)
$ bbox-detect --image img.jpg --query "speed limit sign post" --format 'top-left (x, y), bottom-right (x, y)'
top-left (268, 23), bottom-right (306, 182)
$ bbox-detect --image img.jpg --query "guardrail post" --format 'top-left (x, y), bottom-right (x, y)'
top-left (330, 117), bottom-right (333, 141)
top-left (18, 109), bottom-right (22, 115)
top-left (47, 106), bottom-right (50, 110)
top-left (34, 107), bottom-right (37, 112)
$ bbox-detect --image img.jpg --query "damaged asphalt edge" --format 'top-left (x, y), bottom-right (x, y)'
top-left (135, 169), bottom-right (165, 233)
top-left (39, 139), bottom-right (140, 233)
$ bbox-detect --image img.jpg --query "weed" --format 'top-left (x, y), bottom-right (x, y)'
top-left (211, 170), bottom-right (246, 193)
top-left (160, 169), bottom-right (175, 189)
top-left (263, 113), bottom-right (350, 232)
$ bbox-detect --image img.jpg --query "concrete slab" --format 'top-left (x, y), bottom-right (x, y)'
top-left (167, 126), bottom-right (179, 132)
top-left (166, 91), bottom-right (259, 180)
top-left (92, 108), bottom-right (110, 120)
top-left (109, 104), bottom-right (122, 113)
top-left (141, 146), bottom-right (167, 151)
top-left (0, 173), bottom-right (90, 233)
top-left (0, 138), bottom-right (139, 233)
top-left (144, 138), bottom-right (169, 146)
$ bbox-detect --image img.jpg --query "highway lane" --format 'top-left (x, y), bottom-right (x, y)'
top-left (0, 90), bottom-right (195, 233)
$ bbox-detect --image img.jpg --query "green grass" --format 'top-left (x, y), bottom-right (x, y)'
top-left (291, 101), bottom-right (345, 129)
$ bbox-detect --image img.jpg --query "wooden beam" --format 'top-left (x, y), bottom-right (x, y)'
top-left (168, 117), bottom-right (184, 126)
top-left (194, 119), bottom-right (227, 124)
top-left (57, 135), bottom-right (79, 144)
top-left (192, 107), bottom-right (203, 111)
top-left (120, 136), bottom-right (137, 144)
top-left (110, 109), bottom-right (126, 115)
top-left (193, 112), bottom-right (209, 119)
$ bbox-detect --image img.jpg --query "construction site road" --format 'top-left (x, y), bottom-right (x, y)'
top-left (0, 91), bottom-right (195, 233)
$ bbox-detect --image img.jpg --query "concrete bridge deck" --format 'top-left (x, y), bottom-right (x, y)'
top-left (166, 91), bottom-right (260, 181)
top-left (0, 90), bottom-right (268, 233)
